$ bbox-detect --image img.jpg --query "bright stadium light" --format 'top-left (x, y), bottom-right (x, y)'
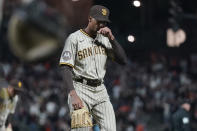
top-left (128, 35), bottom-right (135, 43)
top-left (133, 0), bottom-right (141, 7)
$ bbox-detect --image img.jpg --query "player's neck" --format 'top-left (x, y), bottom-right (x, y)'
top-left (84, 27), bottom-right (97, 39)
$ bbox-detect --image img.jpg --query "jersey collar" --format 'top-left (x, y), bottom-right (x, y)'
top-left (80, 29), bottom-right (98, 40)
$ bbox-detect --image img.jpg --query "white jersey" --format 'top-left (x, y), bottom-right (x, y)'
top-left (59, 29), bottom-right (113, 80)
top-left (0, 88), bottom-right (18, 128)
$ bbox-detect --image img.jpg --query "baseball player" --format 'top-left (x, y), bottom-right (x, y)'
top-left (59, 5), bottom-right (127, 131)
top-left (0, 65), bottom-right (24, 131)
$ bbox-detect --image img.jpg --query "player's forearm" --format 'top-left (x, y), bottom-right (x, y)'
top-left (110, 39), bottom-right (127, 65)
top-left (60, 66), bottom-right (75, 95)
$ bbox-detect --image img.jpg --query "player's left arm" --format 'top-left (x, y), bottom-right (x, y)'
top-left (98, 27), bottom-right (127, 65)
top-left (5, 114), bottom-right (14, 131)
top-left (109, 39), bottom-right (127, 65)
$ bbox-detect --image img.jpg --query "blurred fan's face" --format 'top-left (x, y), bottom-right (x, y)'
top-left (182, 103), bottom-right (191, 111)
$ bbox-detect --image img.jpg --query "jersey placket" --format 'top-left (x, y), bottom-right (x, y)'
top-left (92, 39), bottom-right (100, 80)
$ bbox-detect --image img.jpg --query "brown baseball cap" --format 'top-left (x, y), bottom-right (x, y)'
top-left (89, 5), bottom-right (110, 23)
top-left (9, 79), bottom-right (24, 92)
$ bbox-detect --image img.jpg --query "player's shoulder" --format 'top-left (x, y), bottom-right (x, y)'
top-left (67, 30), bottom-right (82, 41)
top-left (69, 30), bottom-right (82, 38)
top-left (65, 30), bottom-right (81, 44)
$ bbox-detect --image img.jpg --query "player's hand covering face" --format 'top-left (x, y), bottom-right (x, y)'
top-left (98, 27), bottom-right (114, 41)
top-left (90, 17), bottom-right (107, 32)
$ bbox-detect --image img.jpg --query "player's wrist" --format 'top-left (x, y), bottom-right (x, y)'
top-left (109, 37), bottom-right (116, 43)
top-left (110, 35), bottom-right (115, 41)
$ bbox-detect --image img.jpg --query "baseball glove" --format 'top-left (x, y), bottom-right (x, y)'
top-left (71, 108), bottom-right (93, 129)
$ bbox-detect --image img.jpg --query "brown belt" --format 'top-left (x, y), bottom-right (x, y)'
top-left (74, 77), bottom-right (102, 87)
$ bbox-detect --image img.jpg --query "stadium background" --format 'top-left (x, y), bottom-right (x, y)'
top-left (0, 0), bottom-right (197, 130)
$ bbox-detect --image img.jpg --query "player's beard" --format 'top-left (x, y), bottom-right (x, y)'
top-left (91, 27), bottom-right (98, 36)
top-left (94, 26), bottom-right (99, 32)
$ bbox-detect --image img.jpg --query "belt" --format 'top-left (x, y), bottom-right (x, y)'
top-left (74, 77), bottom-right (102, 87)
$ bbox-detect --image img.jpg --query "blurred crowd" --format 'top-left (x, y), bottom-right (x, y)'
top-left (1, 61), bottom-right (70, 131)
top-left (0, 53), bottom-right (197, 131)
top-left (108, 53), bottom-right (197, 131)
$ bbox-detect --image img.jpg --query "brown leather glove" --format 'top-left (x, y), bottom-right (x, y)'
top-left (71, 108), bottom-right (93, 129)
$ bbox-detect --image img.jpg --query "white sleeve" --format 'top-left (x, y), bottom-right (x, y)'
top-left (107, 39), bottom-right (112, 49)
top-left (102, 37), bottom-right (112, 49)
top-left (10, 95), bottom-right (18, 114)
top-left (59, 34), bottom-right (77, 68)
